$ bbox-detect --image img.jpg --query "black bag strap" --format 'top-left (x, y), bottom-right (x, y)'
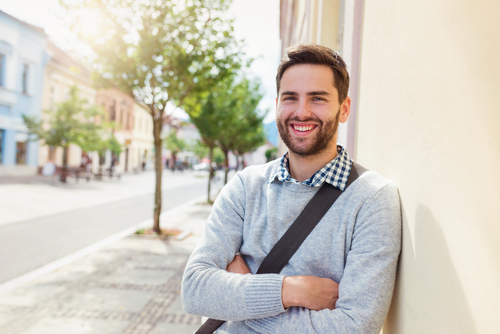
top-left (195, 162), bottom-right (368, 334)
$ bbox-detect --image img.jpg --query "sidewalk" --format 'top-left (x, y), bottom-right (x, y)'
top-left (0, 200), bottom-right (213, 334)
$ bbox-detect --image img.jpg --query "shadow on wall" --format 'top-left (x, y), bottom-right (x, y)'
top-left (383, 203), bottom-right (476, 334)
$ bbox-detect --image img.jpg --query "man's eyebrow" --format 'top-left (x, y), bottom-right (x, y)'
top-left (280, 91), bottom-right (331, 96)
top-left (307, 91), bottom-right (331, 96)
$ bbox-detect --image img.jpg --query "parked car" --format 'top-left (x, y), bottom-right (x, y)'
top-left (193, 162), bottom-right (210, 171)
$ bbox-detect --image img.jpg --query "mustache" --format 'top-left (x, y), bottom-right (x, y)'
top-left (284, 117), bottom-right (323, 126)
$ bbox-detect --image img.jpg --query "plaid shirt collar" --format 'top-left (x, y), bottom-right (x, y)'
top-left (269, 145), bottom-right (353, 190)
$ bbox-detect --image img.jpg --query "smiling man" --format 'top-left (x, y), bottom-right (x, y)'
top-left (182, 44), bottom-right (402, 333)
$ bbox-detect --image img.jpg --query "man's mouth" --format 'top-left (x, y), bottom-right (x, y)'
top-left (290, 124), bottom-right (317, 133)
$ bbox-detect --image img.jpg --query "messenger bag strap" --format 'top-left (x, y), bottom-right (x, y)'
top-left (195, 162), bottom-right (368, 334)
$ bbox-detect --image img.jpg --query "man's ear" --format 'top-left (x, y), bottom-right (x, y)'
top-left (339, 97), bottom-right (351, 123)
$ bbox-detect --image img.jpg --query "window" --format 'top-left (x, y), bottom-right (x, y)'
top-left (15, 132), bottom-right (28, 164)
top-left (22, 63), bottom-right (29, 94)
top-left (110, 101), bottom-right (116, 121)
top-left (0, 54), bottom-right (4, 87)
top-left (0, 130), bottom-right (4, 164)
top-left (16, 141), bottom-right (27, 164)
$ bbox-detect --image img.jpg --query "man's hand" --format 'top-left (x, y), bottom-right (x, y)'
top-left (282, 276), bottom-right (339, 310)
top-left (226, 254), bottom-right (251, 274)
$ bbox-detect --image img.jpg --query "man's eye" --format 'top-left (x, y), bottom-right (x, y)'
top-left (313, 97), bottom-right (325, 101)
top-left (284, 96), bottom-right (296, 101)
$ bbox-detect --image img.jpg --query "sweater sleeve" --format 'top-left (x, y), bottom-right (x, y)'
top-left (181, 173), bottom-right (286, 321)
top-left (245, 182), bottom-right (402, 334)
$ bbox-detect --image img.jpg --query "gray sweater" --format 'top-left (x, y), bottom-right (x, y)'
top-left (182, 160), bottom-right (401, 333)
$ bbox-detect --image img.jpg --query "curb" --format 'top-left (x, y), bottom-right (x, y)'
top-left (0, 194), bottom-right (209, 298)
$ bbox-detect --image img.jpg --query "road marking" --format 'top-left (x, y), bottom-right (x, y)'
top-left (0, 194), bottom-right (209, 297)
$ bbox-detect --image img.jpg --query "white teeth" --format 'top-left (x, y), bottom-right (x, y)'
top-left (293, 125), bottom-right (313, 132)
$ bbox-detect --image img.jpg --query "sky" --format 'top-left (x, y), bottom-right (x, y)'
top-left (0, 0), bottom-right (281, 123)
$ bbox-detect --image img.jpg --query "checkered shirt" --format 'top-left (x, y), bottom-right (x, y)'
top-left (269, 145), bottom-right (353, 191)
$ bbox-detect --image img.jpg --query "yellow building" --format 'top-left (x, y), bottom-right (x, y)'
top-left (280, 1), bottom-right (500, 333)
top-left (39, 41), bottom-right (96, 170)
top-left (95, 88), bottom-right (135, 173)
top-left (130, 101), bottom-right (154, 171)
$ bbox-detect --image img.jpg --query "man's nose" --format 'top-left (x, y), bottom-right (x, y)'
top-left (295, 100), bottom-right (312, 119)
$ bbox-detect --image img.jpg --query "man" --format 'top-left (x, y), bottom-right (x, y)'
top-left (182, 44), bottom-right (401, 333)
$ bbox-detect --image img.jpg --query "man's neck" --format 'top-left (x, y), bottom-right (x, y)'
top-left (288, 142), bottom-right (339, 182)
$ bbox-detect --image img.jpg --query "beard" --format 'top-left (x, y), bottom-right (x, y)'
top-left (277, 109), bottom-right (340, 157)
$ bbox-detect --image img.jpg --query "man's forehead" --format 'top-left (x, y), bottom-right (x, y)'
top-left (279, 64), bottom-right (336, 93)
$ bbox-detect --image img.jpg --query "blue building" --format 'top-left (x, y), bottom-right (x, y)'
top-left (0, 10), bottom-right (48, 175)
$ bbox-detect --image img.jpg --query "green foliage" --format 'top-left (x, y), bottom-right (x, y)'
top-left (22, 85), bottom-right (114, 154)
top-left (192, 140), bottom-right (209, 160)
top-left (265, 147), bottom-right (278, 162)
top-left (192, 140), bottom-right (223, 164)
top-left (212, 146), bottom-right (225, 165)
top-left (164, 131), bottom-right (187, 154)
top-left (185, 75), bottom-right (265, 158)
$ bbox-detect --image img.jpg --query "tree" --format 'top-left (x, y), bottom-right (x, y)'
top-left (185, 74), bottom-right (265, 205)
top-left (265, 147), bottom-right (278, 162)
top-left (23, 85), bottom-right (104, 182)
top-left (79, 127), bottom-right (123, 177)
top-left (62, 0), bottom-right (243, 233)
top-left (200, 76), bottom-right (265, 183)
top-left (192, 140), bottom-right (209, 161)
top-left (164, 130), bottom-right (187, 169)
top-left (187, 94), bottom-right (221, 202)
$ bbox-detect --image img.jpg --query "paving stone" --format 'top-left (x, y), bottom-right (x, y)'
top-left (20, 317), bottom-right (130, 334)
top-left (101, 266), bottom-right (176, 286)
top-left (165, 294), bottom-right (188, 315)
top-left (104, 237), bottom-right (170, 254)
top-left (72, 250), bottom-right (125, 267)
top-left (65, 288), bottom-right (156, 313)
top-left (0, 312), bottom-right (16, 327)
top-left (131, 254), bottom-right (188, 268)
top-left (0, 286), bottom-right (65, 306)
top-left (150, 322), bottom-right (200, 334)
top-left (34, 263), bottom-right (98, 284)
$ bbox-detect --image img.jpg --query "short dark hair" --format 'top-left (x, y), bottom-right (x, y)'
top-left (276, 44), bottom-right (350, 104)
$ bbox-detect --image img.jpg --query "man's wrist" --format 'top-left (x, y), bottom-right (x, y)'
top-left (282, 276), bottom-right (301, 309)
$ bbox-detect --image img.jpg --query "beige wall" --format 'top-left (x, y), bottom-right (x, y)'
top-left (356, 1), bottom-right (500, 333)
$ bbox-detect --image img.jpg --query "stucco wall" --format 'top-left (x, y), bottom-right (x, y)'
top-left (356, 1), bottom-right (500, 333)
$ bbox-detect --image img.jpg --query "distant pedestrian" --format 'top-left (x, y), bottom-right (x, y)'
top-left (42, 160), bottom-right (56, 181)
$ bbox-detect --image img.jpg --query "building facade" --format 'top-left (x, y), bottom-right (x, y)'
top-left (0, 10), bottom-right (48, 175)
top-left (130, 101), bottom-right (154, 171)
top-left (39, 40), bottom-right (96, 170)
top-left (96, 88), bottom-right (135, 173)
top-left (280, 1), bottom-right (500, 333)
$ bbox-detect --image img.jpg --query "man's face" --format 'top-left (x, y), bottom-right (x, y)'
top-left (276, 64), bottom-right (349, 157)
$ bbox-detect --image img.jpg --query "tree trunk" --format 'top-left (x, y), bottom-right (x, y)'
top-left (60, 146), bottom-right (68, 183)
top-left (235, 152), bottom-right (240, 171)
top-left (172, 152), bottom-right (177, 172)
top-left (153, 118), bottom-right (163, 234)
top-left (207, 145), bottom-right (213, 203)
top-left (223, 149), bottom-right (229, 185)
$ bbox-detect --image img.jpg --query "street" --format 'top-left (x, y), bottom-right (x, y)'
top-left (0, 170), bottom-right (217, 284)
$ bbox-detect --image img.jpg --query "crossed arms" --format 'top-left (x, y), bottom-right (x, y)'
top-left (227, 254), bottom-right (339, 311)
